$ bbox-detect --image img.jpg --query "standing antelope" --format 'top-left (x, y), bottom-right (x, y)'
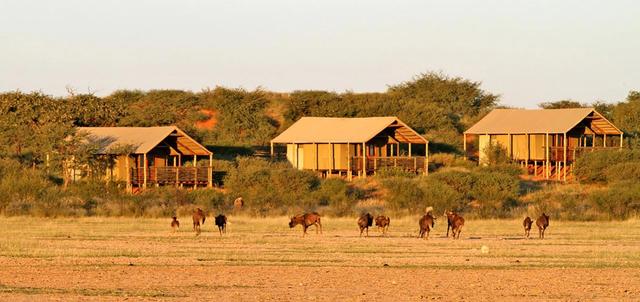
top-left (536, 213), bottom-right (550, 239)
top-left (418, 212), bottom-right (436, 240)
top-left (445, 211), bottom-right (464, 239)
top-left (192, 208), bottom-right (206, 236)
top-left (357, 213), bottom-right (374, 237)
top-left (523, 216), bottom-right (533, 238)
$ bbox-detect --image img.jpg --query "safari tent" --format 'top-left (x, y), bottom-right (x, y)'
top-left (75, 126), bottom-right (213, 190)
top-left (270, 117), bottom-right (429, 178)
top-left (464, 108), bottom-right (623, 180)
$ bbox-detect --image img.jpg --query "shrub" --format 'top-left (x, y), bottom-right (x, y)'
top-left (589, 182), bottom-right (640, 219)
top-left (381, 177), bottom-right (425, 214)
top-left (224, 157), bottom-right (320, 216)
top-left (604, 162), bottom-right (640, 183)
top-left (313, 178), bottom-right (363, 216)
top-left (375, 167), bottom-right (417, 178)
top-left (482, 142), bottom-right (511, 165)
top-left (574, 149), bottom-right (640, 183)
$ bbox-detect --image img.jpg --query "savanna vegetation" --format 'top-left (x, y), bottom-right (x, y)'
top-left (1, 72), bottom-right (639, 219)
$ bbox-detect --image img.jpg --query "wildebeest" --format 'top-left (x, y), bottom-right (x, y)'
top-left (536, 213), bottom-right (550, 239)
top-left (170, 216), bottom-right (180, 233)
top-left (375, 215), bottom-right (390, 235)
top-left (418, 211), bottom-right (436, 240)
top-left (233, 197), bottom-right (244, 210)
top-left (445, 211), bottom-right (464, 239)
top-left (215, 214), bottom-right (227, 236)
top-left (192, 208), bottom-right (206, 236)
top-left (523, 216), bottom-right (533, 238)
top-left (289, 212), bottom-right (322, 237)
top-left (357, 213), bottom-right (374, 237)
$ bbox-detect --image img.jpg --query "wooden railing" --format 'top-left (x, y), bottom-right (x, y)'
top-left (351, 156), bottom-right (426, 173)
top-left (130, 167), bottom-right (212, 186)
top-left (548, 146), bottom-right (620, 162)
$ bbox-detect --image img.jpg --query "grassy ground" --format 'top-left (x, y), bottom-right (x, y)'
top-left (1, 216), bottom-right (639, 301)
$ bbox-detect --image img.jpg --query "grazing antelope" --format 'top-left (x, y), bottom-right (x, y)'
top-left (375, 215), bottom-right (390, 235)
top-left (215, 214), bottom-right (227, 236)
top-left (170, 216), bottom-right (180, 233)
top-left (536, 213), bottom-right (550, 239)
top-left (523, 216), bottom-right (533, 238)
top-left (289, 212), bottom-right (322, 237)
top-left (357, 213), bottom-right (374, 237)
top-left (418, 212), bottom-right (436, 240)
top-left (192, 208), bottom-right (206, 236)
top-left (445, 211), bottom-right (464, 239)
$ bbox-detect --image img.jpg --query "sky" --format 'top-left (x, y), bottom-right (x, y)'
top-left (1, 0), bottom-right (638, 108)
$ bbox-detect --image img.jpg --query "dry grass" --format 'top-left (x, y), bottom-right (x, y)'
top-left (1, 216), bottom-right (639, 300)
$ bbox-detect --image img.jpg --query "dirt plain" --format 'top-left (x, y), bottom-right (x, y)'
top-left (0, 216), bottom-right (639, 301)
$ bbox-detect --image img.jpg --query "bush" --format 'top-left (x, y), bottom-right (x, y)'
top-left (224, 157), bottom-right (321, 216)
top-left (313, 178), bottom-right (364, 216)
top-left (604, 162), bottom-right (640, 183)
top-left (375, 167), bottom-right (417, 178)
top-left (574, 149), bottom-right (640, 183)
top-left (482, 142), bottom-right (511, 165)
top-left (589, 182), bottom-right (640, 219)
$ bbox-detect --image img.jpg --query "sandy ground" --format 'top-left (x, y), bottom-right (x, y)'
top-left (0, 217), bottom-right (639, 301)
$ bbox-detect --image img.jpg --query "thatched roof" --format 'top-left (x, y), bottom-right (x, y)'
top-left (465, 108), bottom-right (622, 135)
top-left (77, 126), bottom-right (211, 156)
top-left (271, 117), bottom-right (428, 144)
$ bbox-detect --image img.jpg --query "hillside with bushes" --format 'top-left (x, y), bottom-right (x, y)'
top-left (1, 72), bottom-right (639, 219)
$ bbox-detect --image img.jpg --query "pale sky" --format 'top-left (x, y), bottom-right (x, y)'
top-left (1, 0), bottom-right (638, 108)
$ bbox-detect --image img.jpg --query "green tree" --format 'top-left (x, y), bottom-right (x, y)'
top-left (613, 91), bottom-right (640, 143)
top-left (538, 99), bottom-right (585, 109)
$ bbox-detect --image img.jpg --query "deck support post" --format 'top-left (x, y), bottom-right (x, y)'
top-left (620, 133), bottom-right (624, 148)
top-left (270, 142), bottom-right (274, 158)
top-left (329, 143), bottom-right (334, 176)
top-left (347, 143), bottom-right (352, 181)
top-left (424, 141), bottom-right (429, 175)
top-left (208, 153), bottom-right (213, 188)
top-left (193, 155), bottom-right (197, 189)
top-left (603, 134), bottom-right (607, 147)
top-left (125, 155), bottom-right (131, 193)
top-left (362, 142), bottom-right (366, 178)
top-left (463, 133), bottom-right (467, 159)
top-left (563, 133), bottom-right (567, 181)
top-left (507, 133), bottom-right (512, 159)
top-left (408, 143), bottom-right (412, 157)
top-left (294, 143), bottom-right (298, 169)
top-left (545, 133), bottom-right (549, 179)
top-left (313, 143), bottom-right (318, 171)
top-left (143, 153), bottom-right (148, 189)
top-left (525, 134), bottom-right (530, 174)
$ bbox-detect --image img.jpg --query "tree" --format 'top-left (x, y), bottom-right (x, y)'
top-left (538, 99), bottom-right (585, 109)
top-left (0, 91), bottom-right (75, 167)
top-left (613, 91), bottom-right (640, 148)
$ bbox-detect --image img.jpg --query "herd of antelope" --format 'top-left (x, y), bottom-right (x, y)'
top-left (173, 208), bottom-right (550, 240)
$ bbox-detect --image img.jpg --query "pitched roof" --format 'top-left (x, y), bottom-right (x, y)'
top-left (77, 126), bottom-right (211, 155)
top-left (465, 108), bottom-right (622, 135)
top-left (271, 117), bottom-right (428, 144)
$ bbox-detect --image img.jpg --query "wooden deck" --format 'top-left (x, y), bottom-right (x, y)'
top-left (130, 167), bottom-right (212, 186)
top-left (351, 156), bottom-right (427, 174)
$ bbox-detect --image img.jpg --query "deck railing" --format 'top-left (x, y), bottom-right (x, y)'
top-left (130, 167), bottom-right (212, 186)
top-left (351, 156), bottom-right (426, 173)
top-left (547, 146), bottom-right (620, 162)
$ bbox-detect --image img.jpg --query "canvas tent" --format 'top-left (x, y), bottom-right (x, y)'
top-left (75, 126), bottom-right (213, 190)
top-left (464, 108), bottom-right (623, 180)
top-left (270, 117), bottom-right (429, 178)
